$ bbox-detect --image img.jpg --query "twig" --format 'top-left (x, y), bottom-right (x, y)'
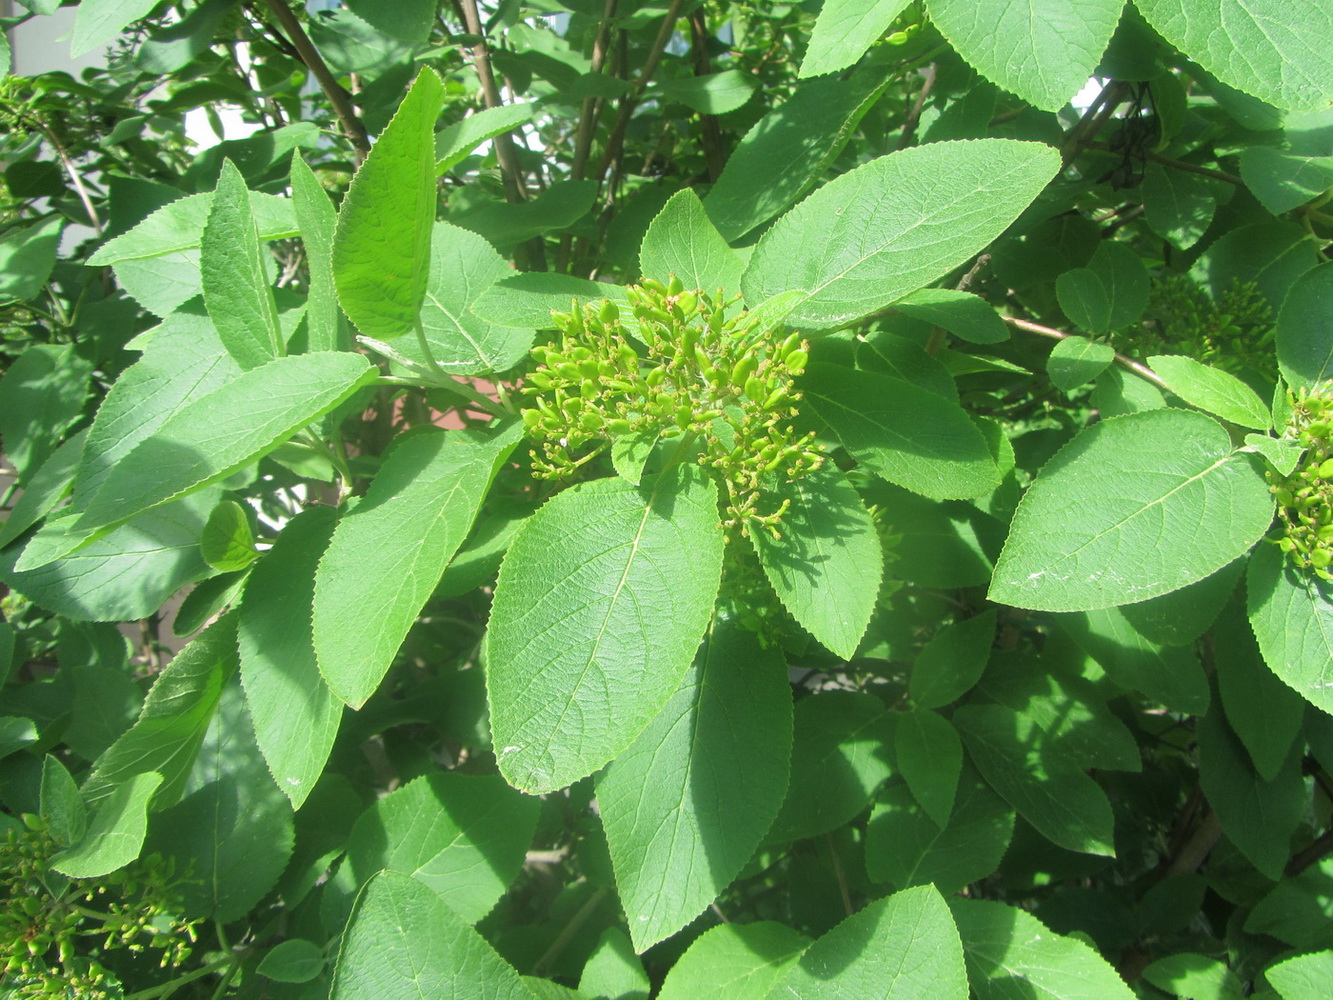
top-left (257, 0), bottom-right (371, 159)
top-left (689, 9), bottom-right (726, 182)
top-left (897, 62), bottom-right (937, 150)
top-left (1287, 828), bottom-right (1333, 878)
top-left (570, 0), bottom-right (619, 182)
top-left (1061, 80), bottom-right (1129, 165)
top-left (1162, 808), bottom-right (1222, 877)
top-left (825, 832), bottom-right (854, 917)
top-left (1002, 315), bottom-right (1172, 392)
top-left (531, 885), bottom-right (609, 976)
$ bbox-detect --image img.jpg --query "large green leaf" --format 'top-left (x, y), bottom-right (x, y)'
top-left (315, 423), bottom-right (520, 709)
top-left (70, 0), bottom-right (161, 56)
top-left (76, 351), bottom-right (375, 532)
top-left (742, 139), bottom-right (1060, 330)
top-left (800, 0), bottom-right (913, 78)
top-left (896, 709), bottom-right (962, 828)
top-left (657, 923), bottom-right (809, 1000)
top-left (486, 464), bottom-right (724, 793)
top-left (333, 68), bottom-right (445, 338)
top-left (201, 160), bottom-right (283, 370)
top-left (640, 189), bottom-right (745, 294)
top-left (596, 622), bottom-right (793, 951)
top-left (750, 465), bottom-right (881, 658)
top-left (346, 772), bottom-right (540, 924)
top-left (88, 190), bottom-right (296, 265)
top-left (1055, 241), bottom-right (1150, 335)
top-left (1267, 951), bottom-right (1333, 1000)
top-left (332, 870), bottom-right (532, 1000)
top-left (802, 364), bottom-right (1000, 499)
top-left (1241, 147), bottom-right (1333, 215)
top-left (928, 0), bottom-right (1123, 112)
top-left (954, 703), bottom-right (1116, 857)
top-left (949, 898), bottom-right (1136, 1000)
top-left (1276, 262), bottom-right (1333, 390)
top-left (765, 886), bottom-right (967, 1000)
top-left (49, 771), bottom-right (162, 878)
top-left (290, 152), bottom-right (342, 353)
top-left (1134, 0), bottom-right (1333, 112)
top-left (1248, 543), bottom-right (1333, 714)
top-left (0, 343), bottom-right (90, 482)
top-left (1148, 354), bottom-right (1271, 429)
top-left (989, 409), bottom-right (1274, 612)
top-left (0, 215), bottom-right (62, 302)
top-left (238, 507), bottom-right (343, 809)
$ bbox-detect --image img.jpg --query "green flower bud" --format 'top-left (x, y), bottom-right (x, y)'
top-left (1319, 457), bottom-right (1333, 478)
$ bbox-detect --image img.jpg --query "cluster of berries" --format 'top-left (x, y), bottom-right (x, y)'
top-left (1269, 383), bottom-right (1333, 580)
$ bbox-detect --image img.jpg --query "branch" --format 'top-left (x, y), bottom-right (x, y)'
top-left (1002, 315), bottom-right (1172, 392)
top-left (454, 0), bottom-right (528, 205)
top-left (1287, 828), bottom-right (1333, 878)
top-left (570, 0), bottom-right (619, 183)
top-left (1162, 808), bottom-right (1222, 878)
top-left (897, 63), bottom-right (937, 150)
top-left (257, 0), bottom-right (371, 159)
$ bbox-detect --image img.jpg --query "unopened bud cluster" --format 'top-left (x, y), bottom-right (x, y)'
top-left (1269, 382), bottom-right (1333, 580)
top-left (522, 277), bottom-right (824, 531)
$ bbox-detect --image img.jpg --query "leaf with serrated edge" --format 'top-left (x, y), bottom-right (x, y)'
top-left (641, 189), bottom-right (745, 294)
top-left (800, 0), bottom-right (913, 78)
top-left (658, 923), bottom-right (809, 1000)
top-left (50, 772), bottom-right (162, 878)
top-left (1149, 354), bottom-right (1271, 430)
top-left (290, 153), bottom-right (341, 353)
top-left (486, 464), bottom-right (724, 793)
top-left (1248, 543), bottom-right (1333, 714)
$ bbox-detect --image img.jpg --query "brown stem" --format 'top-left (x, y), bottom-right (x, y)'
top-left (257, 0), bottom-right (371, 159)
top-left (1162, 808), bottom-right (1223, 877)
top-left (1061, 80), bottom-right (1129, 166)
top-left (454, 0), bottom-right (527, 205)
top-left (570, 0), bottom-right (619, 182)
top-left (898, 62), bottom-right (937, 150)
top-left (1002, 315), bottom-right (1173, 392)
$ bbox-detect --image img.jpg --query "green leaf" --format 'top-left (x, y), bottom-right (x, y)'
top-left (1277, 262), bottom-right (1333, 390)
top-left (658, 923), bottom-right (809, 1000)
top-left (1248, 542), bottom-right (1333, 713)
top-left (70, 0), bottom-right (161, 57)
top-left (238, 507), bottom-right (343, 809)
top-left (345, 0), bottom-right (436, 43)
top-left (989, 409), bottom-right (1274, 612)
top-left (147, 683), bottom-right (294, 921)
top-left (640, 189), bottom-right (745, 294)
top-left (333, 67), bottom-right (445, 338)
top-left (1141, 163), bottom-right (1218, 250)
top-left (0, 716), bottom-right (37, 759)
top-left (436, 104), bottom-right (535, 174)
top-left (1193, 220), bottom-right (1318, 310)
top-left (1240, 147), bottom-right (1333, 215)
top-left (893, 288), bottom-right (1010, 345)
top-left (766, 885), bottom-right (967, 1000)
top-left (1144, 953), bottom-right (1245, 1000)
top-left (659, 70), bottom-right (758, 114)
top-left (611, 429), bottom-right (657, 486)
top-left (895, 709), bottom-right (962, 827)
top-left (88, 189), bottom-right (296, 265)
top-left (0, 215), bottom-right (62, 302)
top-left (202, 160), bottom-right (284, 369)
top-left (1047, 336), bottom-right (1115, 392)
top-left (80, 617), bottom-right (237, 809)
top-left (451, 179), bottom-right (596, 253)
top-left (1148, 354), bottom-right (1271, 429)
top-left (579, 929), bottom-right (650, 1000)
top-left (1197, 692), bottom-right (1305, 879)
top-left (291, 152), bottom-right (342, 354)
top-left (487, 464), bottom-right (723, 793)
top-left (201, 499), bottom-right (258, 573)
top-left (704, 74), bottom-right (891, 242)
top-left (949, 898), bottom-right (1137, 1000)
top-left (1246, 434), bottom-right (1306, 477)
top-left (954, 703), bottom-right (1116, 856)
top-left (50, 771), bottom-right (162, 878)
top-left (1091, 365), bottom-right (1167, 417)
top-left (76, 352), bottom-right (375, 532)
top-left (0, 343), bottom-right (90, 482)
top-left (470, 273), bottom-right (630, 330)
top-left (768, 690), bottom-right (894, 843)
top-left (859, 334), bottom-right (959, 401)
top-left (0, 429), bottom-right (85, 550)
top-left (927, 0), bottom-right (1123, 112)
top-left (751, 465), bottom-right (881, 658)
top-left (1055, 242), bottom-right (1150, 335)
top-left (743, 140), bottom-right (1060, 330)
top-left (1267, 950), bottom-right (1333, 1000)
top-left (346, 772), bottom-right (540, 924)
top-left (865, 769), bottom-right (1015, 893)
top-left (596, 621), bottom-right (793, 951)
top-left (258, 939), bottom-right (327, 984)
top-left (1120, 557), bottom-right (1243, 646)
top-left (315, 424), bottom-right (520, 709)
top-left (910, 610), bottom-right (996, 709)
top-left (1134, 0), bottom-right (1333, 112)
top-left (332, 870), bottom-right (532, 1000)
top-left (40, 755), bottom-right (87, 847)
top-left (1245, 857), bottom-right (1333, 951)
top-left (800, 0), bottom-right (913, 78)
top-left (802, 364), bottom-right (1000, 499)
top-left (135, 0), bottom-right (235, 74)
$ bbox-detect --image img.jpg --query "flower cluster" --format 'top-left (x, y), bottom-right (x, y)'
top-left (1135, 276), bottom-right (1274, 377)
top-left (1268, 382), bottom-right (1333, 580)
top-left (1, 816), bottom-right (199, 999)
top-left (521, 277), bottom-right (823, 533)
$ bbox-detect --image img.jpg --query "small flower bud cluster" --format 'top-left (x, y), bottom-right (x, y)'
top-left (1135, 276), bottom-right (1274, 377)
top-left (521, 277), bottom-right (824, 531)
top-left (1268, 382), bottom-right (1333, 580)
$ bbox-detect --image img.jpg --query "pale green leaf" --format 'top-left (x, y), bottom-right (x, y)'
top-left (1246, 434), bottom-right (1305, 477)
top-left (1047, 336), bottom-right (1115, 392)
top-left (291, 152), bottom-right (342, 353)
top-left (0, 429), bottom-right (85, 550)
top-left (315, 424), bottom-right (520, 708)
top-left (640, 189), bottom-right (745, 294)
top-left (87, 190), bottom-right (296, 265)
top-left (1144, 953), bottom-right (1244, 1000)
top-left (910, 610), bottom-right (996, 709)
top-left (331, 870), bottom-right (532, 1000)
top-left (1267, 950), bottom-right (1333, 1000)
top-left (596, 622), bottom-right (793, 951)
top-left (579, 929), bottom-right (649, 1000)
top-left (989, 409), bottom-right (1274, 612)
top-left (238, 507), bottom-right (343, 809)
top-left (1148, 354), bottom-right (1271, 429)
top-left (766, 886), bottom-right (967, 1000)
top-left (949, 898), bottom-right (1136, 1000)
top-left (436, 104), bottom-right (535, 174)
top-left (658, 923), bottom-right (809, 1000)
top-left (1277, 262), bottom-right (1333, 390)
top-left (1248, 542), bottom-right (1333, 713)
top-left (751, 465), bottom-right (881, 658)
top-left (50, 772), bottom-right (162, 878)
top-left (0, 215), bottom-right (62, 302)
top-left (927, 0), bottom-right (1123, 112)
top-left (802, 363), bottom-right (1000, 499)
top-left (346, 772), bottom-right (540, 924)
top-left (333, 68), bottom-right (445, 338)
top-left (1241, 147), bottom-right (1333, 215)
top-left (70, 0), bottom-right (161, 57)
top-left (0, 343), bottom-right (90, 481)
top-left (895, 709), bottom-right (962, 827)
top-left (893, 288), bottom-right (1009, 344)
top-left (487, 465), bottom-right (724, 793)
top-left (345, 0), bottom-right (435, 43)
top-left (1134, 0), bottom-right (1333, 112)
top-left (659, 70), bottom-right (758, 114)
top-left (201, 500), bottom-right (257, 573)
top-left (76, 352), bottom-right (375, 532)
top-left (743, 140), bottom-right (1060, 330)
top-left (800, 0), bottom-right (913, 78)
top-left (611, 429), bottom-right (656, 486)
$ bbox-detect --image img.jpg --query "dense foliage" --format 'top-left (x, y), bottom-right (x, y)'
top-left (2, 1), bottom-right (1333, 997)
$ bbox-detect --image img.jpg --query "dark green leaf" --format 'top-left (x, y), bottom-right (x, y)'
top-left (258, 939), bottom-right (327, 984)
top-left (910, 610), bottom-right (996, 709)
top-left (893, 289), bottom-right (1010, 345)
top-left (0, 215), bottom-right (62, 302)
top-left (0, 343), bottom-right (90, 482)
top-left (201, 499), bottom-right (257, 573)
top-left (1248, 542), bottom-right (1333, 714)
top-left (1055, 241), bottom-right (1150, 335)
top-left (895, 709), bottom-right (962, 827)
top-left (658, 70), bottom-right (758, 114)
top-left (39, 754), bottom-right (86, 847)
